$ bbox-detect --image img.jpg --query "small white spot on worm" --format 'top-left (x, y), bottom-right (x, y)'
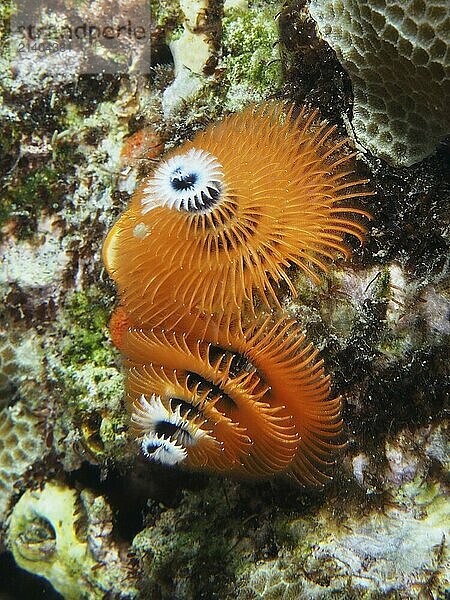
top-left (133, 222), bottom-right (150, 239)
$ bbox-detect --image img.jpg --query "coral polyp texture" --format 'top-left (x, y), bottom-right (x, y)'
top-left (103, 102), bottom-right (370, 325)
top-left (309, 0), bottom-right (450, 166)
top-left (122, 315), bottom-right (343, 485)
top-left (0, 404), bottom-right (47, 525)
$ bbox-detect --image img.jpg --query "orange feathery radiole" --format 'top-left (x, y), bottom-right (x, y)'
top-left (193, 312), bottom-right (344, 485)
top-left (236, 317), bottom-right (343, 485)
top-left (121, 312), bottom-right (343, 485)
top-left (127, 367), bottom-right (251, 472)
top-left (103, 102), bottom-right (371, 326)
top-left (108, 306), bottom-right (130, 350)
top-left (122, 326), bottom-right (299, 476)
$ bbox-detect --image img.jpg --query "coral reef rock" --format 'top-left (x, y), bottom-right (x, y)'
top-left (309, 0), bottom-right (450, 166)
top-left (0, 330), bottom-right (43, 408)
top-left (0, 404), bottom-right (47, 529)
top-left (236, 428), bottom-right (449, 598)
top-left (0, 0), bottom-right (448, 597)
top-left (163, 0), bottom-right (220, 116)
top-left (7, 481), bottom-right (139, 599)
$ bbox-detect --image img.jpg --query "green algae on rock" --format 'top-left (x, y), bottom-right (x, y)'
top-left (220, 0), bottom-right (283, 111)
top-left (47, 288), bottom-right (129, 470)
top-left (128, 424), bottom-right (449, 599)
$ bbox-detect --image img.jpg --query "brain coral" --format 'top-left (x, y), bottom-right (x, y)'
top-left (309, 0), bottom-right (450, 166)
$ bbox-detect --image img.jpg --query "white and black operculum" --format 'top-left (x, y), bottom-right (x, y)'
top-left (132, 394), bottom-right (206, 466)
top-left (140, 433), bottom-right (187, 465)
top-left (142, 148), bottom-right (225, 214)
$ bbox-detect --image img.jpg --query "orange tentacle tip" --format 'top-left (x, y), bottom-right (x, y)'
top-left (103, 102), bottom-right (372, 326)
top-left (108, 306), bottom-right (132, 350)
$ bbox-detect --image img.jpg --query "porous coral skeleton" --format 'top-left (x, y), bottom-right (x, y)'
top-left (142, 148), bottom-right (225, 214)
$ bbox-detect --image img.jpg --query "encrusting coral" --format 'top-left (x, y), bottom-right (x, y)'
top-left (104, 102), bottom-right (370, 484)
top-left (309, 0), bottom-right (450, 166)
top-left (0, 404), bottom-right (47, 527)
top-left (0, 329), bottom-right (43, 408)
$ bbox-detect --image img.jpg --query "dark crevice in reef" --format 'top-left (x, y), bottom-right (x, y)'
top-left (67, 461), bottom-right (210, 543)
top-left (361, 145), bottom-right (450, 281)
top-left (279, 0), bottom-right (354, 130)
top-left (0, 551), bottom-right (62, 600)
top-left (280, 0), bottom-right (450, 286)
top-left (64, 463), bottom-right (328, 557)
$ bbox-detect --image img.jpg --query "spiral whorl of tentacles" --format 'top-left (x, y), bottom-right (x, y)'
top-left (103, 103), bottom-right (371, 486)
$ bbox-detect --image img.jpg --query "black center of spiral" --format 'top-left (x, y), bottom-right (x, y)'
top-left (170, 398), bottom-right (203, 419)
top-left (143, 441), bottom-right (160, 455)
top-left (155, 421), bottom-right (180, 439)
top-left (155, 420), bottom-right (193, 446)
top-left (171, 170), bottom-right (198, 191)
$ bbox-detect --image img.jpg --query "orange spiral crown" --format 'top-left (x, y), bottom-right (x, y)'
top-left (103, 103), bottom-right (370, 328)
top-left (103, 103), bottom-right (372, 485)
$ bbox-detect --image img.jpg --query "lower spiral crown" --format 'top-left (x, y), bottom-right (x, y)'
top-left (117, 311), bottom-right (343, 486)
